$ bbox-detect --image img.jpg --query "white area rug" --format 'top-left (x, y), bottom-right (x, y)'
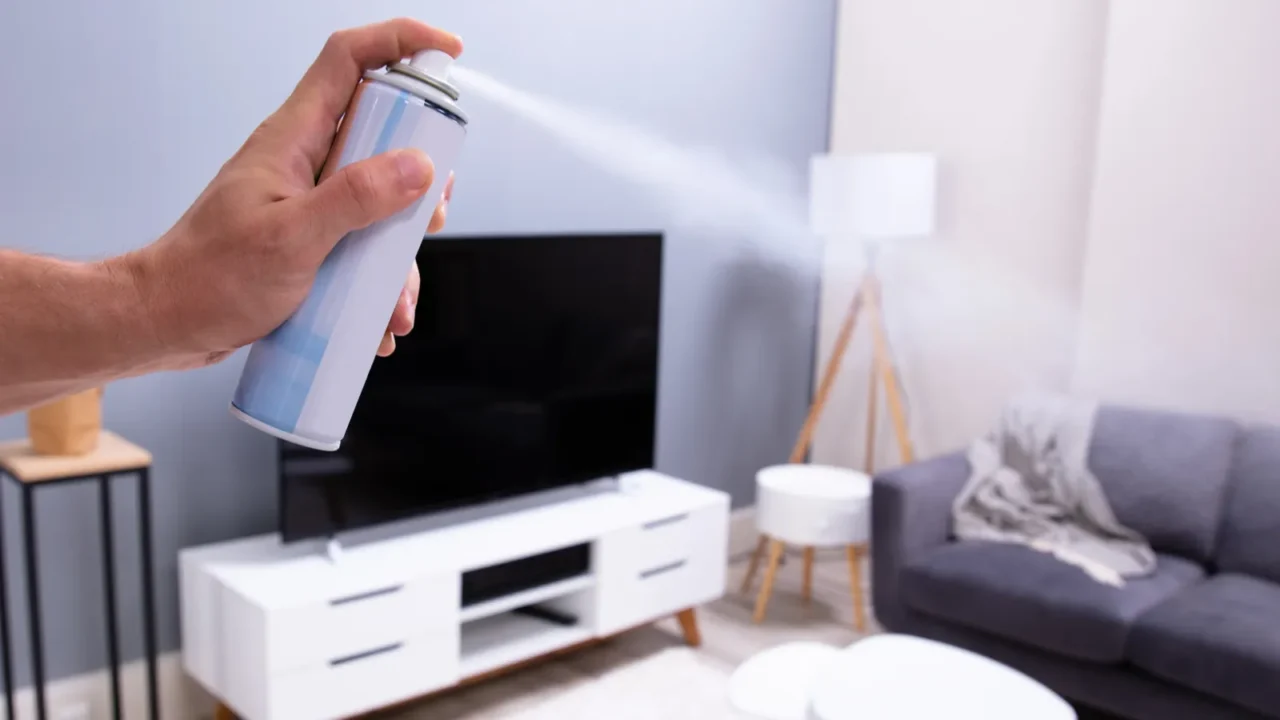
top-left (503, 647), bottom-right (740, 719)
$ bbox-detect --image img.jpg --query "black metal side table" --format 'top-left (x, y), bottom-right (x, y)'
top-left (0, 431), bottom-right (159, 720)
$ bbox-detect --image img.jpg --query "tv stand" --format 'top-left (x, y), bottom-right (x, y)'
top-left (180, 472), bottom-right (728, 720)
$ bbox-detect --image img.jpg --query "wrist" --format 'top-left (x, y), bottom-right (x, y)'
top-left (92, 250), bottom-right (181, 372)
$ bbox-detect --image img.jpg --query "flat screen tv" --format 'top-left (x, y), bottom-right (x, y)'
top-left (276, 232), bottom-right (663, 543)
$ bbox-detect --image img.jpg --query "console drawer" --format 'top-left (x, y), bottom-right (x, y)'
top-left (631, 512), bottom-right (698, 569)
top-left (265, 573), bottom-right (458, 673)
top-left (602, 508), bottom-right (710, 575)
top-left (595, 505), bottom-right (728, 635)
top-left (267, 631), bottom-right (459, 720)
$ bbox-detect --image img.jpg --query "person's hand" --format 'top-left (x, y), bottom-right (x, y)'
top-left (117, 18), bottom-right (462, 369)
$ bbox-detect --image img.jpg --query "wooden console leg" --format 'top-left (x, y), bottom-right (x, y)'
top-left (753, 539), bottom-right (785, 624)
top-left (215, 702), bottom-right (236, 720)
top-left (802, 547), bottom-right (815, 603)
top-left (676, 608), bottom-right (702, 647)
top-left (740, 535), bottom-right (768, 593)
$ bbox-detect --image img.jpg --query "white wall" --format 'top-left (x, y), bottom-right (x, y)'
top-left (1071, 0), bottom-right (1280, 424)
top-left (813, 0), bottom-right (1110, 469)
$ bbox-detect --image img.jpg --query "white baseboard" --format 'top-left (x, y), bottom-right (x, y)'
top-left (3, 652), bottom-right (212, 720)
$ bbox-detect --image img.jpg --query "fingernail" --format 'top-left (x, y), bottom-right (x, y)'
top-left (395, 149), bottom-right (432, 191)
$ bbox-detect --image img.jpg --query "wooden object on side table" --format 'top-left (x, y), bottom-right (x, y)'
top-left (26, 387), bottom-right (104, 456)
top-left (0, 431), bottom-right (160, 720)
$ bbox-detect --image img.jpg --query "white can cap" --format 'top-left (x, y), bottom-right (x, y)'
top-left (410, 49), bottom-right (454, 82)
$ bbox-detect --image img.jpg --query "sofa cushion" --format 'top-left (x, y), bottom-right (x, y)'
top-left (1088, 405), bottom-right (1238, 562)
top-left (901, 540), bottom-right (1204, 663)
top-left (1128, 574), bottom-right (1280, 717)
top-left (1215, 426), bottom-right (1280, 583)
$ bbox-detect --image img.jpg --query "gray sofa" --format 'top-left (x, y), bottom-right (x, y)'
top-left (872, 404), bottom-right (1280, 720)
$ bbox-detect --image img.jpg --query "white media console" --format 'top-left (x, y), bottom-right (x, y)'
top-left (179, 472), bottom-right (729, 720)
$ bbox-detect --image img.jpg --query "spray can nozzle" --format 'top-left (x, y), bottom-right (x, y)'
top-left (387, 49), bottom-right (460, 101)
top-left (409, 49), bottom-right (455, 82)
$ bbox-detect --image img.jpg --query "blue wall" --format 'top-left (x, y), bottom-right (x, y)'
top-left (0, 0), bottom-right (835, 684)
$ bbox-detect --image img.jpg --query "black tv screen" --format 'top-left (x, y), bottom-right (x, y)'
top-left (277, 232), bottom-right (663, 543)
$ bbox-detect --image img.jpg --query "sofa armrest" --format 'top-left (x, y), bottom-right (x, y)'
top-left (871, 450), bottom-right (971, 629)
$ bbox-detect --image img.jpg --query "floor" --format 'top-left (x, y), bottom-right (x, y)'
top-left (385, 547), bottom-right (1122, 719)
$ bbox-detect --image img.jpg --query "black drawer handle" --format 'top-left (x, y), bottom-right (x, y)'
top-left (639, 559), bottom-right (687, 580)
top-left (330, 584), bottom-right (403, 606)
top-left (642, 513), bottom-right (688, 530)
top-left (329, 642), bottom-right (403, 667)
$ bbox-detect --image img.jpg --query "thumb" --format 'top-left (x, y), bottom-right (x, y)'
top-left (300, 148), bottom-right (435, 249)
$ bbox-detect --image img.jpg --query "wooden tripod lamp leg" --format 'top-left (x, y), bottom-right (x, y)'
top-left (863, 281), bottom-right (880, 474)
top-left (865, 275), bottom-right (915, 465)
top-left (788, 280), bottom-right (868, 464)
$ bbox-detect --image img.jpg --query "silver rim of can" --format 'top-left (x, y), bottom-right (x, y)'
top-left (387, 62), bottom-right (460, 101)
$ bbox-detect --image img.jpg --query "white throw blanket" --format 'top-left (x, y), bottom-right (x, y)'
top-left (952, 393), bottom-right (1157, 587)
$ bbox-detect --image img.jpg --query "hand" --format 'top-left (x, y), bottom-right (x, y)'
top-left (119, 18), bottom-right (463, 368)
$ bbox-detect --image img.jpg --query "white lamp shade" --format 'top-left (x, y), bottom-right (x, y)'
top-left (809, 153), bottom-right (938, 239)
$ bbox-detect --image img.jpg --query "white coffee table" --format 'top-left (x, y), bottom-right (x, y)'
top-left (808, 634), bottom-right (1075, 720)
top-left (729, 642), bottom-right (844, 720)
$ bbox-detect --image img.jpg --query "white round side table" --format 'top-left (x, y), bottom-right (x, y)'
top-left (808, 635), bottom-right (1076, 720)
top-left (741, 464), bottom-right (872, 629)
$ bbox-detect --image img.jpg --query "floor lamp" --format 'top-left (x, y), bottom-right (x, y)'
top-left (790, 153), bottom-right (937, 471)
top-left (739, 154), bottom-right (937, 623)
top-left (737, 154), bottom-right (936, 620)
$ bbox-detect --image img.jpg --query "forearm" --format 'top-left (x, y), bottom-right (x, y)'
top-left (0, 250), bottom-right (169, 416)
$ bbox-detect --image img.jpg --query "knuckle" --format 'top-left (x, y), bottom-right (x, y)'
top-left (322, 29), bottom-right (352, 58)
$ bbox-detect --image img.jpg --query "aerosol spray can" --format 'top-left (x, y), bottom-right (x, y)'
top-left (230, 49), bottom-right (468, 451)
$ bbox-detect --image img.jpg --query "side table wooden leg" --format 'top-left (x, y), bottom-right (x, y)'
top-left (675, 608), bottom-right (701, 647)
top-left (752, 539), bottom-right (785, 624)
top-left (740, 535), bottom-right (768, 593)
top-left (847, 544), bottom-right (867, 632)
top-left (801, 547), bottom-right (815, 603)
top-left (215, 701), bottom-right (236, 720)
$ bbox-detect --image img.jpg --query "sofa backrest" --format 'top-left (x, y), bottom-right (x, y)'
top-left (1087, 405), bottom-right (1239, 563)
top-left (1214, 425), bottom-right (1280, 581)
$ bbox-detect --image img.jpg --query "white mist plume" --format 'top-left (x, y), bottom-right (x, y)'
top-left (451, 64), bottom-right (1096, 457)
top-left (451, 65), bottom-right (817, 273)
